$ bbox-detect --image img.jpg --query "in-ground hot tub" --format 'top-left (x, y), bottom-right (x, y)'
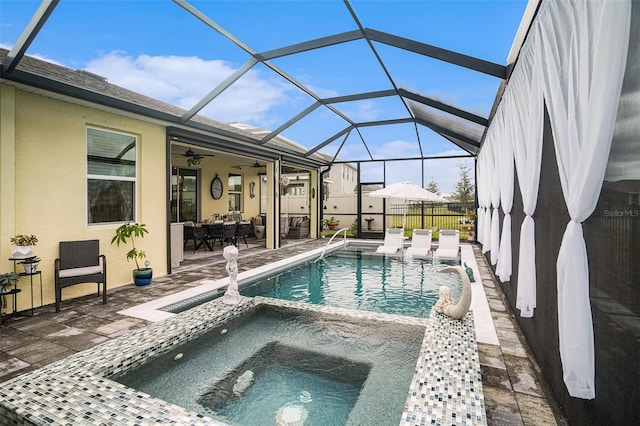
top-left (114, 303), bottom-right (425, 425)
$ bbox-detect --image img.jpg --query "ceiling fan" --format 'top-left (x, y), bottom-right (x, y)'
top-left (174, 148), bottom-right (215, 166)
top-left (232, 161), bottom-right (266, 170)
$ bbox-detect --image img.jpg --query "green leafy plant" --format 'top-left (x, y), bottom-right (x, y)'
top-left (10, 234), bottom-right (38, 246)
top-left (111, 223), bottom-right (149, 271)
top-left (0, 272), bottom-right (18, 292)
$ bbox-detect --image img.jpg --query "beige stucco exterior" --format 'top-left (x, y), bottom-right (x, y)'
top-left (1, 84), bottom-right (167, 311)
top-left (1, 81), bottom-right (322, 313)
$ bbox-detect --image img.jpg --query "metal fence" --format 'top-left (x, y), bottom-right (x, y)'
top-left (390, 202), bottom-right (475, 234)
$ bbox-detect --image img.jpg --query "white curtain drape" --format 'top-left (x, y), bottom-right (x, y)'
top-left (495, 102), bottom-right (514, 282)
top-left (536, 0), bottom-right (631, 399)
top-left (488, 136), bottom-right (501, 264)
top-left (481, 140), bottom-right (494, 254)
top-left (476, 150), bottom-right (488, 246)
top-left (509, 35), bottom-right (544, 318)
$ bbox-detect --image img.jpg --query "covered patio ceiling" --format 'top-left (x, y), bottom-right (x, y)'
top-left (1, 0), bottom-right (537, 167)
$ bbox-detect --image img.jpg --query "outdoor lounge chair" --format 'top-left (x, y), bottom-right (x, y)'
top-left (405, 229), bottom-right (432, 259)
top-left (54, 239), bottom-right (106, 312)
top-left (375, 228), bottom-right (404, 254)
top-left (435, 229), bottom-right (460, 261)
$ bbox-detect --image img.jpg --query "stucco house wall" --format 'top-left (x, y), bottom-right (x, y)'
top-left (1, 84), bottom-right (167, 311)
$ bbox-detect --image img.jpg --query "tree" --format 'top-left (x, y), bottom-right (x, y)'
top-left (426, 179), bottom-right (440, 195)
top-left (451, 163), bottom-right (475, 205)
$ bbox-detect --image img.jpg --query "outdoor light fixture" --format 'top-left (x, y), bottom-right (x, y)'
top-left (187, 157), bottom-right (201, 166)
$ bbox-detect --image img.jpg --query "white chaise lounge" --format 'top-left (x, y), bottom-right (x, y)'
top-left (435, 229), bottom-right (460, 261)
top-left (404, 229), bottom-right (433, 259)
top-left (375, 228), bottom-right (404, 254)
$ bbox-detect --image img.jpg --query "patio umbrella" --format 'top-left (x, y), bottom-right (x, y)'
top-left (367, 181), bottom-right (448, 235)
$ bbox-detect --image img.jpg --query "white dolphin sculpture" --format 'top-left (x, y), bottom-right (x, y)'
top-left (436, 266), bottom-right (472, 320)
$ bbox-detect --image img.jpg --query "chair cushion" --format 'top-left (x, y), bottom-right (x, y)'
top-left (58, 265), bottom-right (103, 278)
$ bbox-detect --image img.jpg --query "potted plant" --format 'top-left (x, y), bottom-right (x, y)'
top-left (20, 256), bottom-right (41, 274)
top-left (327, 217), bottom-right (340, 230)
top-left (9, 234), bottom-right (38, 259)
top-left (111, 223), bottom-right (152, 286)
top-left (0, 272), bottom-right (18, 293)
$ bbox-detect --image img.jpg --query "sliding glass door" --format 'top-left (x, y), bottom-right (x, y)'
top-left (171, 167), bottom-right (198, 223)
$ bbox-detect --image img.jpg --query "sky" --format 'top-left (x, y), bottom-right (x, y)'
top-left (0, 0), bottom-right (528, 194)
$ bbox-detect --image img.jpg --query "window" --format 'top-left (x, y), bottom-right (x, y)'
top-left (287, 182), bottom-right (305, 196)
top-left (228, 173), bottom-right (242, 211)
top-left (87, 127), bottom-right (136, 224)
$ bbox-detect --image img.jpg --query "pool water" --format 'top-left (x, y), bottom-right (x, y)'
top-left (240, 249), bottom-right (462, 318)
top-left (115, 304), bottom-right (424, 425)
top-left (206, 342), bottom-right (367, 425)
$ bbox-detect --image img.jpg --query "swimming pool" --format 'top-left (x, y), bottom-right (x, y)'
top-left (163, 246), bottom-right (462, 318)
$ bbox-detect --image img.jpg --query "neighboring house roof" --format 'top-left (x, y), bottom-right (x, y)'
top-left (0, 48), bottom-right (328, 169)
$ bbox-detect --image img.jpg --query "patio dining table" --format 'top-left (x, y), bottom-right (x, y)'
top-left (202, 222), bottom-right (237, 248)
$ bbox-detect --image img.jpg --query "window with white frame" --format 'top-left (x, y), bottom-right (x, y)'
top-left (87, 127), bottom-right (136, 224)
top-left (287, 182), bottom-right (305, 196)
top-left (228, 173), bottom-right (242, 211)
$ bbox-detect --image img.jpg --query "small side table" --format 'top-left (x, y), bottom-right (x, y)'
top-left (9, 257), bottom-right (43, 317)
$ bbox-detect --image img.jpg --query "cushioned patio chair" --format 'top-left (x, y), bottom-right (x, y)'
top-left (435, 229), bottom-right (460, 261)
top-left (375, 228), bottom-right (404, 254)
top-left (288, 216), bottom-right (310, 239)
top-left (405, 229), bottom-right (432, 259)
top-left (54, 239), bottom-right (106, 312)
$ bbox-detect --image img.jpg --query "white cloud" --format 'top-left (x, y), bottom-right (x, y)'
top-left (85, 51), bottom-right (292, 124)
top-left (303, 83), bottom-right (338, 99)
top-left (1, 43), bottom-right (64, 66)
top-left (337, 100), bottom-right (384, 122)
top-left (371, 139), bottom-right (420, 158)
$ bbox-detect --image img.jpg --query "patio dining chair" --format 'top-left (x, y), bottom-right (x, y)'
top-left (222, 222), bottom-right (237, 247)
top-left (204, 222), bottom-right (224, 248)
top-left (184, 225), bottom-right (210, 252)
top-left (235, 221), bottom-right (252, 248)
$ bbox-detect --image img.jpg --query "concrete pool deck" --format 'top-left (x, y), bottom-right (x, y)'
top-left (0, 239), bottom-right (565, 425)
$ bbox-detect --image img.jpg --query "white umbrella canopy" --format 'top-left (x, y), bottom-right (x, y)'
top-left (367, 181), bottom-right (449, 203)
top-left (367, 181), bottom-right (448, 233)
